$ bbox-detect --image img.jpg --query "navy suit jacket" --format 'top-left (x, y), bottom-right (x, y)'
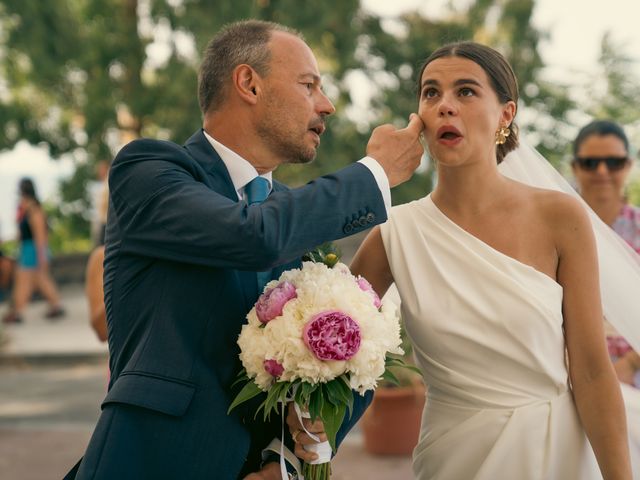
top-left (73, 130), bottom-right (386, 479)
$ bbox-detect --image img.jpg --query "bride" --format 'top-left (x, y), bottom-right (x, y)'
top-left (351, 42), bottom-right (633, 479)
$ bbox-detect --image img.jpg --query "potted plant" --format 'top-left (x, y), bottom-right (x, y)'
top-left (360, 311), bottom-right (425, 456)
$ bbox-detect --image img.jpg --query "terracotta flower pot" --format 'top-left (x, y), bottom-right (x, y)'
top-left (361, 382), bottom-right (426, 456)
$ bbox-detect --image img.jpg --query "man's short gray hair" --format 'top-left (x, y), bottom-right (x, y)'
top-left (198, 20), bottom-right (302, 114)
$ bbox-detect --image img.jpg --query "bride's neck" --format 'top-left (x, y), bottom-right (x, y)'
top-left (432, 162), bottom-right (508, 214)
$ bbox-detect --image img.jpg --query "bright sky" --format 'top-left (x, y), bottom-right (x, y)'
top-left (1, 0), bottom-right (639, 239)
top-left (364, 0), bottom-right (640, 77)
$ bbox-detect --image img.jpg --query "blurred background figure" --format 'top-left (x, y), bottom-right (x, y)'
top-left (572, 120), bottom-right (640, 383)
top-left (85, 245), bottom-right (106, 342)
top-left (2, 178), bottom-right (65, 324)
top-left (89, 160), bottom-right (110, 247)
top-left (0, 234), bottom-right (15, 304)
top-left (571, 119), bottom-right (640, 473)
top-left (85, 161), bottom-right (109, 341)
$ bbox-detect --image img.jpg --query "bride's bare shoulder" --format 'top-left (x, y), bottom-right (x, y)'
top-left (525, 187), bottom-right (592, 237)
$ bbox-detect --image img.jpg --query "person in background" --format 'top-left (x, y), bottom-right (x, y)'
top-left (90, 160), bottom-right (110, 247)
top-left (86, 160), bottom-right (110, 341)
top-left (2, 178), bottom-right (65, 324)
top-left (85, 245), bottom-right (106, 342)
top-left (0, 235), bottom-right (15, 304)
top-left (572, 119), bottom-right (640, 473)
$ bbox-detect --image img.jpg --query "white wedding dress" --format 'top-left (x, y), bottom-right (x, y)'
top-left (380, 194), bottom-right (602, 479)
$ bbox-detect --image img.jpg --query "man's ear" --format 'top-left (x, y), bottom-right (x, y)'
top-left (233, 64), bottom-right (260, 105)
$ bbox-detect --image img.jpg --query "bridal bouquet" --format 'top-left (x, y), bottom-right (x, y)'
top-left (229, 248), bottom-right (413, 479)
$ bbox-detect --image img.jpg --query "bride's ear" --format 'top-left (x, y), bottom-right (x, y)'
top-left (500, 101), bottom-right (517, 127)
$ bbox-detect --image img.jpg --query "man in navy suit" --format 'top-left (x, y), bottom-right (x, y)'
top-left (70, 20), bottom-right (423, 479)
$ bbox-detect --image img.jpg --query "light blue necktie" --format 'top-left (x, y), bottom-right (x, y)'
top-left (244, 176), bottom-right (272, 291)
top-left (245, 176), bottom-right (270, 205)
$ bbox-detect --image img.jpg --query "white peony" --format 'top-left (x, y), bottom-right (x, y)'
top-left (237, 261), bottom-right (403, 393)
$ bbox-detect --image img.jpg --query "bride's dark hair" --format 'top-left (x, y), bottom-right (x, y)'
top-left (417, 41), bottom-right (519, 164)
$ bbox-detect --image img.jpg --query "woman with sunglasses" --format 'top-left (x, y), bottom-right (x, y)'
top-left (572, 119), bottom-right (640, 473)
top-left (572, 120), bottom-right (638, 251)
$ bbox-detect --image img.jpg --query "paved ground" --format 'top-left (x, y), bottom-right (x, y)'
top-left (0, 281), bottom-right (414, 479)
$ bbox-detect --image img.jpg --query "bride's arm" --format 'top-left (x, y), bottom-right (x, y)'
top-left (350, 225), bottom-right (394, 298)
top-left (556, 196), bottom-right (632, 480)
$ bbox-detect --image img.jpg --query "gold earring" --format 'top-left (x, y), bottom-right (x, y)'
top-left (495, 126), bottom-right (511, 145)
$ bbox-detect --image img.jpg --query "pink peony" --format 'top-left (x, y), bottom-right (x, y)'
top-left (303, 310), bottom-right (361, 361)
top-left (263, 359), bottom-right (284, 377)
top-left (357, 277), bottom-right (382, 309)
top-left (255, 281), bottom-right (297, 324)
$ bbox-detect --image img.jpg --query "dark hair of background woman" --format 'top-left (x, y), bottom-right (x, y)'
top-left (572, 119), bottom-right (630, 157)
top-left (19, 178), bottom-right (40, 205)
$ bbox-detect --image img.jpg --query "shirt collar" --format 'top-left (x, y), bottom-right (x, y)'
top-left (203, 130), bottom-right (272, 200)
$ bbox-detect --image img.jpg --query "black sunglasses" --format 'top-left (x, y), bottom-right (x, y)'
top-left (574, 156), bottom-right (629, 171)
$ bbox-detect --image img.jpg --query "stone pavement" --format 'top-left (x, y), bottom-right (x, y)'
top-left (0, 284), bottom-right (108, 362)
top-left (0, 283), bottom-right (414, 479)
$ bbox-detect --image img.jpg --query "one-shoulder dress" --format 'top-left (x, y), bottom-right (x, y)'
top-left (380, 195), bottom-right (601, 480)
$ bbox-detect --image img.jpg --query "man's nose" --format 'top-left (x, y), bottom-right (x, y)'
top-left (317, 90), bottom-right (336, 116)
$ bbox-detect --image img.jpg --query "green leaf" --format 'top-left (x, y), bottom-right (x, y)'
top-left (308, 385), bottom-right (325, 421)
top-left (401, 364), bottom-right (423, 376)
top-left (324, 380), bottom-right (341, 406)
top-left (301, 242), bottom-right (342, 268)
top-left (336, 376), bottom-right (355, 418)
top-left (230, 369), bottom-right (249, 389)
top-left (381, 369), bottom-right (400, 386)
top-left (321, 397), bottom-right (346, 453)
top-left (263, 382), bottom-right (289, 421)
top-left (299, 382), bottom-right (318, 410)
top-left (384, 355), bottom-right (424, 379)
top-left (335, 375), bottom-right (355, 418)
top-left (294, 384), bottom-right (306, 407)
top-left (385, 355), bottom-right (407, 367)
top-left (302, 382), bottom-right (318, 397)
top-left (324, 377), bottom-right (352, 417)
top-left (227, 380), bottom-right (263, 414)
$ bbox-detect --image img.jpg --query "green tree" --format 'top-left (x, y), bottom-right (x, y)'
top-left (587, 33), bottom-right (640, 126)
top-left (347, 0), bottom-right (575, 202)
top-left (0, 0), bottom-right (571, 249)
top-left (0, 0), bottom-right (370, 250)
top-left (584, 34), bottom-right (640, 204)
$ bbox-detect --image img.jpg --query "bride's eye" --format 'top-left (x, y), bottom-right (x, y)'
top-left (422, 87), bottom-right (438, 99)
top-left (459, 87), bottom-right (475, 97)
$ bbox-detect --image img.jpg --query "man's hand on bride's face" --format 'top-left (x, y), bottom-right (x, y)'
top-left (366, 113), bottom-right (425, 188)
top-left (286, 402), bottom-right (327, 462)
top-left (243, 461), bottom-right (281, 480)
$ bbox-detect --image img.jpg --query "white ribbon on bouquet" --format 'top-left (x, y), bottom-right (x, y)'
top-left (275, 399), bottom-right (332, 480)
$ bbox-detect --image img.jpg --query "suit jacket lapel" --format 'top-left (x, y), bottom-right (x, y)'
top-left (183, 129), bottom-right (260, 308)
top-left (182, 132), bottom-right (298, 304)
top-left (184, 129), bottom-right (238, 203)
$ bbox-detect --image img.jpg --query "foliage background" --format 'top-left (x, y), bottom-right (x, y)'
top-left (0, 0), bottom-right (638, 252)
